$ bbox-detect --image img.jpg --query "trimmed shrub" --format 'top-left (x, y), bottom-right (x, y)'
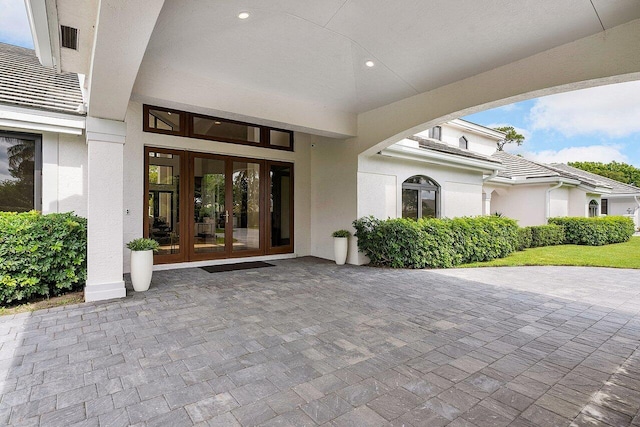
top-left (517, 227), bottom-right (533, 251)
top-left (528, 224), bottom-right (565, 248)
top-left (548, 216), bottom-right (634, 246)
top-left (353, 215), bottom-right (519, 268)
top-left (0, 211), bottom-right (87, 304)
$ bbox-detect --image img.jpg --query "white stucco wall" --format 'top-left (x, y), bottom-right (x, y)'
top-left (39, 132), bottom-right (87, 217)
top-left (549, 187), bottom-right (570, 218)
top-left (607, 197), bottom-right (640, 228)
top-left (414, 123), bottom-right (499, 157)
top-left (357, 153), bottom-right (484, 220)
top-left (122, 102), bottom-right (313, 272)
top-left (568, 188), bottom-right (588, 217)
top-left (490, 185), bottom-right (548, 226)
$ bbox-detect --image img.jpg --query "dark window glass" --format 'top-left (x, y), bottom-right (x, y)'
top-left (429, 126), bottom-right (442, 141)
top-left (147, 108), bottom-right (182, 133)
top-left (148, 151), bottom-right (181, 255)
top-left (0, 133), bottom-right (41, 212)
top-left (192, 116), bottom-right (261, 144)
top-left (193, 157), bottom-right (226, 254)
top-left (601, 199), bottom-right (608, 215)
top-left (270, 164), bottom-right (292, 247)
top-left (402, 188), bottom-right (419, 219)
top-left (459, 136), bottom-right (468, 149)
top-left (269, 130), bottom-right (292, 149)
top-left (402, 175), bottom-right (439, 219)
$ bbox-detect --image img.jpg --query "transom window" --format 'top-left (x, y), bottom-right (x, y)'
top-left (143, 105), bottom-right (293, 151)
top-left (588, 200), bottom-right (599, 217)
top-left (402, 175), bottom-right (440, 219)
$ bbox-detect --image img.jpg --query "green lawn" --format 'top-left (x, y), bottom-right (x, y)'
top-left (461, 236), bottom-right (640, 269)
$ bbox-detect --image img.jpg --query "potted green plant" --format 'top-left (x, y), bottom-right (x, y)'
top-left (126, 238), bottom-right (159, 292)
top-left (332, 230), bottom-right (351, 265)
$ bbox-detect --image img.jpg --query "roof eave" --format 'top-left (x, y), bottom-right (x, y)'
top-left (24, 0), bottom-right (59, 71)
top-left (380, 144), bottom-right (504, 174)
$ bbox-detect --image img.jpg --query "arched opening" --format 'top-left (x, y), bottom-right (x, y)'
top-left (588, 200), bottom-right (599, 217)
top-left (459, 136), bottom-right (468, 149)
top-left (402, 175), bottom-right (440, 219)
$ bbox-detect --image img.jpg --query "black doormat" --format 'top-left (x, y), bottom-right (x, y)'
top-left (200, 261), bottom-right (275, 273)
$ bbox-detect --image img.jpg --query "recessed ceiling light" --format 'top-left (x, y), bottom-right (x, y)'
top-left (365, 60), bottom-right (375, 68)
top-left (238, 12), bottom-right (250, 19)
top-left (214, 121), bottom-right (221, 125)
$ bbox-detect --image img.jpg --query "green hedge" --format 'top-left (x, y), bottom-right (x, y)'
top-left (353, 215), bottom-right (519, 268)
top-left (548, 216), bottom-right (634, 246)
top-left (528, 224), bottom-right (565, 248)
top-left (0, 211), bottom-right (87, 304)
top-left (517, 227), bottom-right (533, 251)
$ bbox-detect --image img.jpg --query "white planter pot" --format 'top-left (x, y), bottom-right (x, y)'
top-left (334, 237), bottom-right (348, 265)
top-left (130, 250), bottom-right (153, 292)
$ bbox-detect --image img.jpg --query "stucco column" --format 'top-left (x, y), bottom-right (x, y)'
top-left (482, 192), bottom-right (492, 215)
top-left (84, 117), bottom-right (127, 302)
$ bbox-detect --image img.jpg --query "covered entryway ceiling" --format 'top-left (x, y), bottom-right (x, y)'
top-left (134, 1), bottom-right (640, 121)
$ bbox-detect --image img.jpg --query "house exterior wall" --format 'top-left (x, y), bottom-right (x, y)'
top-left (549, 187), bottom-right (570, 218)
top-left (357, 153), bottom-right (484, 221)
top-left (2, 129), bottom-right (88, 217)
top-left (122, 102), bottom-right (314, 272)
top-left (414, 124), bottom-right (500, 157)
top-left (568, 188), bottom-right (589, 217)
top-left (607, 197), bottom-right (640, 228)
top-left (489, 184), bottom-right (548, 226)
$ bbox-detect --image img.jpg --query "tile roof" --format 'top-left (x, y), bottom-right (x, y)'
top-left (0, 42), bottom-right (84, 115)
top-left (549, 163), bottom-right (640, 195)
top-left (491, 151), bottom-right (560, 179)
top-left (409, 136), bottom-right (502, 164)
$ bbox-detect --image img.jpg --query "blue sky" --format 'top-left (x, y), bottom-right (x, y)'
top-left (464, 82), bottom-right (640, 167)
top-left (2, 0), bottom-right (640, 167)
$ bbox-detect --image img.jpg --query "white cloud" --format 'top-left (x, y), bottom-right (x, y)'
top-left (529, 81), bottom-right (640, 138)
top-left (521, 145), bottom-right (627, 164)
top-left (0, 0), bottom-right (33, 48)
top-left (497, 104), bottom-right (518, 112)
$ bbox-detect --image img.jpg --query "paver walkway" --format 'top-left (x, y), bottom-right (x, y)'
top-left (1, 258), bottom-right (640, 426)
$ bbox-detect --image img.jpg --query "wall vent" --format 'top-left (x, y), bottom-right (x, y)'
top-left (60, 26), bottom-right (78, 50)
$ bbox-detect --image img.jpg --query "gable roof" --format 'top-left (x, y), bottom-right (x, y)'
top-left (549, 163), bottom-right (640, 195)
top-left (491, 151), bottom-right (560, 179)
top-left (0, 42), bottom-right (84, 115)
top-left (409, 136), bottom-right (502, 164)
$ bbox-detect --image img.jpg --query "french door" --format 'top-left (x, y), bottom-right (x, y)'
top-left (145, 147), bottom-right (293, 264)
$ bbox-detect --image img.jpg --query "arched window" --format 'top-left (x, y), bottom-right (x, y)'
top-left (588, 200), bottom-right (599, 217)
top-left (459, 136), bottom-right (468, 149)
top-left (428, 126), bottom-right (442, 141)
top-left (402, 175), bottom-right (440, 219)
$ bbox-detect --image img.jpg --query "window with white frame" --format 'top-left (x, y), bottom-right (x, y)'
top-left (588, 200), bottom-right (599, 217)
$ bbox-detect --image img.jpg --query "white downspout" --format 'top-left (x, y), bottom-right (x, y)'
top-left (546, 181), bottom-right (563, 221)
top-left (634, 196), bottom-right (640, 228)
top-left (483, 169), bottom-right (500, 182)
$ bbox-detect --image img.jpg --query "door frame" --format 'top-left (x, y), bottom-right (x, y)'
top-left (145, 147), bottom-right (294, 264)
top-left (143, 146), bottom-right (188, 264)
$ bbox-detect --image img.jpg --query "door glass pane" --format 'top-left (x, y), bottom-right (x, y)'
top-left (148, 151), bottom-right (180, 255)
top-left (421, 190), bottom-right (437, 218)
top-left (270, 164), bottom-right (291, 247)
top-left (193, 157), bottom-right (226, 253)
top-left (402, 189), bottom-right (418, 219)
top-left (0, 136), bottom-right (35, 212)
top-left (233, 161), bottom-right (260, 252)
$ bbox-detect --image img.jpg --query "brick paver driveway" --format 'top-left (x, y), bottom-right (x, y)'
top-left (1, 258), bottom-right (640, 426)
